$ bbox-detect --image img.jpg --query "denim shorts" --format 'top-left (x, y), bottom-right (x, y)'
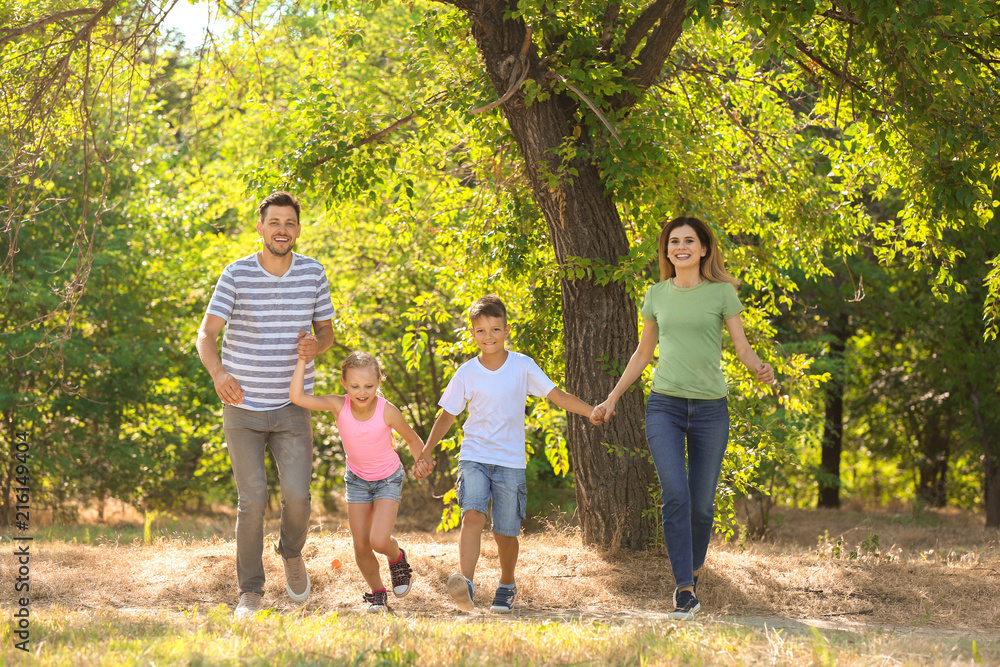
top-left (344, 464), bottom-right (404, 504)
top-left (456, 460), bottom-right (527, 537)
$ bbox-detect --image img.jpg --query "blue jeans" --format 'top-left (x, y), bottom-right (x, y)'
top-left (456, 460), bottom-right (527, 537)
top-left (644, 392), bottom-right (729, 589)
top-left (344, 465), bottom-right (405, 504)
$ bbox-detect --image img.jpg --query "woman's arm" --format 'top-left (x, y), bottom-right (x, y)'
top-left (591, 319), bottom-right (659, 423)
top-left (725, 314), bottom-right (775, 384)
top-left (289, 357), bottom-right (344, 412)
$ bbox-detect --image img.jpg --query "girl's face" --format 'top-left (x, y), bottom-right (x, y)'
top-left (666, 224), bottom-right (707, 269)
top-left (342, 366), bottom-right (380, 409)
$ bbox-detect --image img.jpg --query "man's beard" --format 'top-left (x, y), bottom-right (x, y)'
top-left (264, 239), bottom-right (295, 257)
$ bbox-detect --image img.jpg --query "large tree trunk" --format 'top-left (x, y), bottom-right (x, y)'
top-left (915, 408), bottom-right (950, 508)
top-left (467, 12), bottom-right (658, 549)
top-left (970, 389), bottom-right (1000, 528)
top-left (818, 314), bottom-right (848, 509)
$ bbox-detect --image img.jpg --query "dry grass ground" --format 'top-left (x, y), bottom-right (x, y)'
top-left (9, 504), bottom-right (999, 636)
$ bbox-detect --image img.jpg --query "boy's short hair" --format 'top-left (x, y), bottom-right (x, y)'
top-left (257, 191), bottom-right (301, 222)
top-left (470, 294), bottom-right (507, 324)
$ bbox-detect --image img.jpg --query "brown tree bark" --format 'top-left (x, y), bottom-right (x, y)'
top-left (915, 408), bottom-right (950, 508)
top-left (970, 389), bottom-right (1000, 528)
top-left (437, 1), bottom-right (690, 548)
top-left (817, 313), bottom-right (848, 509)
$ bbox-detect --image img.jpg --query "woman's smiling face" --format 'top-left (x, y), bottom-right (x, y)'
top-left (666, 224), bottom-right (707, 269)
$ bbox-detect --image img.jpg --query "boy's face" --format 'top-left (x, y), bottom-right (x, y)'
top-left (471, 315), bottom-right (509, 355)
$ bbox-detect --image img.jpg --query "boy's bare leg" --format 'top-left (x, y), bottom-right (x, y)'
top-left (493, 533), bottom-right (519, 586)
top-left (459, 510), bottom-right (487, 581)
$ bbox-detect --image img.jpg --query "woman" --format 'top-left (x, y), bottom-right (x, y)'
top-left (591, 216), bottom-right (774, 620)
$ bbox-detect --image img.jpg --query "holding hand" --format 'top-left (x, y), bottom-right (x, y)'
top-left (297, 331), bottom-right (320, 361)
top-left (413, 453), bottom-right (436, 480)
top-left (756, 362), bottom-right (775, 385)
top-left (590, 398), bottom-right (617, 425)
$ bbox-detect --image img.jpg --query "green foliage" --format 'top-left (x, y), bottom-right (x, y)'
top-left (4, 0), bottom-right (999, 528)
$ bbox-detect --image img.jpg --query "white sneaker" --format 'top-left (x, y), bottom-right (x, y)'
top-left (234, 591), bottom-right (263, 618)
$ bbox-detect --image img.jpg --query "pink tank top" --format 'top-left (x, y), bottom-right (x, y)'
top-left (335, 396), bottom-right (401, 481)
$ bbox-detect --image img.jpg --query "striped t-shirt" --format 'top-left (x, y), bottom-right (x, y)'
top-left (206, 252), bottom-right (335, 411)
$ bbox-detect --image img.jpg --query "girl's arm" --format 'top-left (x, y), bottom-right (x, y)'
top-left (289, 357), bottom-right (345, 412)
top-left (591, 319), bottom-right (659, 424)
top-left (725, 314), bottom-right (775, 384)
top-left (546, 388), bottom-right (594, 418)
top-left (383, 402), bottom-right (425, 460)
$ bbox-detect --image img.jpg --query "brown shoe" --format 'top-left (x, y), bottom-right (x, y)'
top-left (234, 591), bottom-right (263, 618)
top-left (282, 555), bottom-right (311, 602)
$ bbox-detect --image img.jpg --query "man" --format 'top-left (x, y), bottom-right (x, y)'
top-left (196, 191), bottom-right (334, 617)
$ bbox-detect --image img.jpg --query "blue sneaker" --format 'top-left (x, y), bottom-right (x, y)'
top-left (669, 588), bottom-right (700, 620)
top-left (490, 584), bottom-right (517, 613)
top-left (447, 573), bottom-right (474, 611)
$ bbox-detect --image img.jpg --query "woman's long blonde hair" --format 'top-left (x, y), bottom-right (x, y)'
top-left (657, 216), bottom-right (739, 287)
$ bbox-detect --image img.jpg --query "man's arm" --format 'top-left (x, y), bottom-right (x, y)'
top-left (196, 313), bottom-right (245, 405)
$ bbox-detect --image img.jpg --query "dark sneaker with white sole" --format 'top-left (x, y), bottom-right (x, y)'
top-left (490, 584), bottom-right (517, 613)
top-left (388, 548), bottom-right (414, 597)
top-left (364, 588), bottom-right (390, 613)
top-left (668, 588), bottom-right (700, 620)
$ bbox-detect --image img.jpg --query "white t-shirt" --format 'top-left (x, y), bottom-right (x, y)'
top-left (439, 351), bottom-right (557, 469)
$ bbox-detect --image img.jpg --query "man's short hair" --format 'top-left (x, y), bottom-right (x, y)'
top-left (470, 294), bottom-right (507, 324)
top-left (257, 191), bottom-right (301, 222)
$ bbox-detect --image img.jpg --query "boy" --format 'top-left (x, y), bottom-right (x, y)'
top-left (415, 295), bottom-right (594, 613)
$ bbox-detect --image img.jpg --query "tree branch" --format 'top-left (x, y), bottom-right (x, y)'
top-left (600, 2), bottom-right (621, 52)
top-left (311, 92), bottom-right (448, 169)
top-left (627, 0), bottom-right (690, 89)
top-left (426, 0), bottom-right (478, 12)
top-left (0, 8), bottom-right (99, 49)
top-left (619, 0), bottom-right (675, 61)
top-left (792, 36), bottom-right (866, 94)
top-left (610, 0), bottom-right (689, 110)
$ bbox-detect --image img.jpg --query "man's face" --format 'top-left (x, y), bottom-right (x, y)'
top-left (256, 205), bottom-right (300, 257)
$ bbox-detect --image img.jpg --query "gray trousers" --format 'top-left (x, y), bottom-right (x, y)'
top-left (223, 403), bottom-right (313, 594)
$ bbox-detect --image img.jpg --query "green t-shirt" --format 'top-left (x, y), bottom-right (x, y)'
top-left (640, 279), bottom-right (745, 400)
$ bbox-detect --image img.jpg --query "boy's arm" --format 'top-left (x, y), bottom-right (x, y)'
top-left (546, 387), bottom-right (594, 418)
top-left (419, 409), bottom-right (458, 463)
top-left (383, 403), bottom-right (426, 459)
top-left (289, 357), bottom-right (343, 412)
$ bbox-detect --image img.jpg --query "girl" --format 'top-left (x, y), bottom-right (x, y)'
top-left (290, 350), bottom-right (427, 612)
top-left (591, 216), bottom-right (774, 620)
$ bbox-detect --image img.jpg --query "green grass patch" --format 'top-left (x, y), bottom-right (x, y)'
top-left (29, 514), bottom-right (233, 546)
top-left (2, 607), bottom-right (995, 666)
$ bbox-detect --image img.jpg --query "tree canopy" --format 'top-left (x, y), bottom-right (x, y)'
top-left (2, 0), bottom-right (998, 534)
